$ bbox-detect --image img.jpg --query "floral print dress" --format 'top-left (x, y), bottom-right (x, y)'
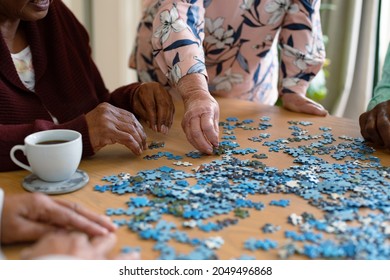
top-left (130, 0), bottom-right (325, 105)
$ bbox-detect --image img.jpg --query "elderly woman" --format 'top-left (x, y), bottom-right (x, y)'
top-left (0, 0), bottom-right (174, 171)
top-left (131, 0), bottom-right (327, 154)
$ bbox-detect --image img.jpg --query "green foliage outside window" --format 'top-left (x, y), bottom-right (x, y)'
top-left (306, 3), bottom-right (336, 103)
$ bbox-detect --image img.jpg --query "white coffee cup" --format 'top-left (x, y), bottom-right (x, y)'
top-left (10, 129), bottom-right (82, 182)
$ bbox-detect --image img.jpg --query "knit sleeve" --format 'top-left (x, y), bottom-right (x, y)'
top-left (278, 0), bottom-right (325, 96)
top-left (151, 0), bottom-right (208, 85)
top-left (367, 43), bottom-right (390, 111)
top-left (109, 83), bottom-right (142, 112)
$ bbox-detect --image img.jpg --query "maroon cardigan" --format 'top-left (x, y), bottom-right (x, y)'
top-left (0, 0), bottom-right (140, 171)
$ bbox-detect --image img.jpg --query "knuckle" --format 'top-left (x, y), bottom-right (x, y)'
top-left (30, 192), bottom-right (47, 204)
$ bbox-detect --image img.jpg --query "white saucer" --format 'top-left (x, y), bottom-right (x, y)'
top-left (22, 169), bottom-right (89, 195)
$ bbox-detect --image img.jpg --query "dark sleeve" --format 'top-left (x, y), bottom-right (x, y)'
top-left (109, 82), bottom-right (142, 112)
top-left (50, 0), bottom-right (110, 103)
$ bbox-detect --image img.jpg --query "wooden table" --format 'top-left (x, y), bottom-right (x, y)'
top-left (1, 98), bottom-right (389, 260)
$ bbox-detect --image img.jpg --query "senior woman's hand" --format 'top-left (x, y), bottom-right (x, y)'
top-left (131, 82), bottom-right (175, 134)
top-left (281, 93), bottom-right (328, 116)
top-left (1, 193), bottom-right (116, 245)
top-left (85, 102), bottom-right (147, 155)
top-left (177, 74), bottom-right (220, 155)
top-left (20, 232), bottom-right (140, 260)
top-left (359, 100), bottom-right (390, 149)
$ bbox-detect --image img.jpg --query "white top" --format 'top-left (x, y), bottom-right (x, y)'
top-left (10, 47), bottom-right (59, 124)
top-left (11, 46), bottom-right (36, 92)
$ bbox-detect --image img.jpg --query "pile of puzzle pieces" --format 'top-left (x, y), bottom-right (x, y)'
top-left (94, 116), bottom-right (390, 260)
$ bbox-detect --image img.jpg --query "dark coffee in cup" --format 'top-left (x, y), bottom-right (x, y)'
top-left (37, 140), bottom-right (69, 145)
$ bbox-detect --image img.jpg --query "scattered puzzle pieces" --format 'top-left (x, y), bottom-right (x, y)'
top-left (92, 116), bottom-right (390, 260)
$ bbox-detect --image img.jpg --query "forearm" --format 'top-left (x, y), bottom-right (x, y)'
top-left (279, 0), bottom-right (326, 96)
top-left (176, 73), bottom-right (210, 100)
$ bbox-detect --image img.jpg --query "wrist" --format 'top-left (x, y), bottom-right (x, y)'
top-left (129, 83), bottom-right (143, 111)
top-left (176, 74), bottom-right (210, 100)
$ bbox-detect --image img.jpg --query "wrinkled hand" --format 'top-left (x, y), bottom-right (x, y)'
top-left (20, 232), bottom-right (139, 260)
top-left (282, 94), bottom-right (328, 116)
top-left (182, 92), bottom-right (220, 154)
top-left (131, 82), bottom-right (175, 134)
top-left (359, 100), bottom-right (390, 149)
top-left (1, 193), bottom-right (116, 244)
top-left (85, 102), bottom-right (146, 155)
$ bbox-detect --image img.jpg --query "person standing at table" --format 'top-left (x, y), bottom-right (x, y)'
top-left (130, 0), bottom-right (328, 154)
top-left (360, 43), bottom-right (390, 149)
top-left (0, 0), bottom-right (175, 172)
top-left (0, 188), bottom-right (138, 259)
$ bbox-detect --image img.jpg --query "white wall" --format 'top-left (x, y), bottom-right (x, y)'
top-left (62, 0), bottom-right (89, 27)
top-left (63, 0), bottom-right (142, 91)
top-left (92, 0), bottom-right (142, 90)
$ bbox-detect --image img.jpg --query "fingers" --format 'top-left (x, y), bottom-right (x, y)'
top-left (377, 112), bottom-right (390, 148)
top-left (89, 233), bottom-right (117, 259)
top-left (20, 232), bottom-right (66, 259)
top-left (185, 116), bottom-right (213, 154)
top-left (359, 112), bottom-right (370, 141)
top-left (55, 200), bottom-right (117, 233)
top-left (298, 102), bottom-right (328, 116)
top-left (282, 94), bottom-right (328, 116)
top-left (9, 220), bottom-right (59, 243)
top-left (133, 83), bottom-right (175, 134)
top-left (115, 252), bottom-right (141, 260)
top-left (359, 108), bottom-right (390, 148)
top-left (155, 92), bottom-right (175, 133)
top-left (111, 123), bottom-right (146, 155)
top-left (21, 232), bottom-right (117, 259)
top-left (181, 94), bottom-right (220, 154)
top-left (2, 193), bottom-right (116, 245)
top-left (106, 108), bottom-right (147, 153)
top-left (200, 112), bottom-right (219, 148)
top-left (86, 103), bottom-right (147, 155)
top-left (360, 111), bottom-right (380, 145)
top-left (183, 112), bottom-right (219, 154)
top-left (37, 197), bottom-right (114, 237)
top-left (20, 231), bottom-right (83, 259)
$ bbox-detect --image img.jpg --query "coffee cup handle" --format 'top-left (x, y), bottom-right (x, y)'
top-left (10, 145), bottom-right (32, 172)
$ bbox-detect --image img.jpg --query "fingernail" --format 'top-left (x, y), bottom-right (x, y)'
top-left (110, 221), bottom-right (118, 230)
top-left (161, 125), bottom-right (168, 134)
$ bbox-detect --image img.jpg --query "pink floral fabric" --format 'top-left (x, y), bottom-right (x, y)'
top-left (130, 0), bottom-right (325, 105)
